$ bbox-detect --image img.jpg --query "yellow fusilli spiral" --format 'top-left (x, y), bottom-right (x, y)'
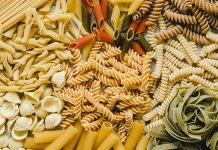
top-left (108, 57), bottom-right (133, 73)
top-left (144, 119), bottom-right (164, 132)
top-left (90, 80), bottom-right (101, 102)
top-left (125, 111), bottom-right (133, 133)
top-left (82, 118), bottom-right (105, 131)
top-left (152, 44), bottom-right (164, 78)
top-left (74, 90), bottom-right (83, 119)
top-left (67, 71), bottom-right (95, 86)
top-left (169, 0), bottom-right (192, 10)
top-left (104, 87), bottom-right (128, 96)
top-left (95, 72), bottom-right (120, 87)
top-left (189, 74), bottom-right (216, 88)
top-left (164, 44), bottom-right (186, 60)
top-left (52, 90), bottom-right (75, 104)
top-left (62, 61), bottom-right (73, 81)
top-left (94, 103), bottom-right (116, 122)
top-left (88, 41), bottom-right (104, 60)
top-left (204, 11), bottom-right (218, 28)
top-left (118, 122), bottom-right (127, 142)
top-left (208, 53), bottom-right (218, 59)
top-left (100, 43), bottom-right (121, 59)
top-left (81, 112), bottom-right (102, 124)
top-left (206, 31), bottom-right (218, 43)
top-left (71, 48), bottom-right (82, 66)
top-left (192, 0), bottom-right (218, 14)
top-left (198, 60), bottom-right (218, 77)
top-left (60, 116), bottom-right (76, 129)
top-left (81, 104), bottom-right (95, 112)
top-left (121, 76), bottom-right (141, 89)
top-left (200, 43), bottom-right (218, 57)
top-left (165, 52), bottom-right (190, 68)
top-left (158, 14), bottom-right (167, 31)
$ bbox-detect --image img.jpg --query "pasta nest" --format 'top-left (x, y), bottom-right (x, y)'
top-left (164, 86), bottom-right (218, 143)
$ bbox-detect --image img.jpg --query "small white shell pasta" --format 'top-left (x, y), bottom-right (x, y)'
top-left (19, 101), bottom-right (34, 116)
top-left (2, 147), bottom-right (10, 150)
top-left (0, 134), bottom-right (8, 148)
top-left (41, 96), bottom-right (64, 113)
top-left (7, 116), bottom-right (19, 133)
top-left (45, 113), bottom-right (61, 129)
top-left (8, 138), bottom-right (24, 150)
top-left (34, 104), bottom-right (49, 119)
top-left (43, 87), bottom-right (53, 98)
top-left (33, 119), bottom-right (44, 133)
top-left (51, 71), bottom-right (66, 89)
top-left (11, 128), bottom-right (28, 141)
top-left (3, 92), bottom-right (21, 104)
top-left (0, 114), bottom-right (6, 126)
top-left (24, 92), bottom-right (40, 105)
top-left (14, 117), bottom-right (32, 131)
top-left (0, 97), bottom-right (5, 106)
top-left (0, 102), bottom-right (19, 119)
top-left (28, 115), bottom-right (38, 130)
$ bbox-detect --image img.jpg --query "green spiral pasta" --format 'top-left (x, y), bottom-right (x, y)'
top-left (164, 86), bottom-right (218, 143)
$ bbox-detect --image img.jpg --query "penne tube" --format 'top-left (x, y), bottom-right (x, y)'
top-left (47, 13), bottom-right (73, 21)
top-left (107, 3), bottom-right (113, 24)
top-left (76, 131), bottom-right (87, 150)
top-left (137, 34), bottom-right (151, 52)
top-left (111, 4), bottom-right (120, 30)
top-left (45, 125), bottom-right (78, 150)
top-left (90, 11), bottom-right (97, 32)
top-left (83, 0), bottom-right (93, 6)
top-left (114, 29), bottom-right (123, 46)
top-left (39, 0), bottom-right (55, 12)
top-left (97, 132), bottom-right (119, 150)
top-left (131, 42), bottom-right (145, 55)
top-left (69, 34), bottom-right (96, 49)
top-left (117, 13), bottom-right (125, 32)
top-left (104, 21), bottom-right (114, 39)
top-left (67, 0), bottom-right (76, 12)
top-left (122, 14), bottom-right (132, 31)
top-left (121, 28), bottom-right (134, 53)
top-left (82, 0), bottom-right (93, 13)
top-left (0, 41), bottom-right (16, 54)
top-left (118, 3), bottom-right (129, 12)
top-left (135, 134), bottom-right (149, 150)
top-left (94, 0), bottom-right (104, 30)
top-left (113, 140), bottom-right (125, 150)
top-left (82, 3), bottom-right (91, 33)
top-left (0, 86), bottom-right (21, 92)
top-left (129, 20), bottom-right (140, 32)
top-left (82, 130), bottom-right (97, 150)
top-left (128, 0), bottom-right (144, 15)
top-left (83, 39), bottom-right (95, 60)
top-left (34, 130), bottom-right (66, 143)
top-left (24, 137), bottom-right (50, 149)
top-left (3, 25), bottom-right (17, 38)
top-left (94, 122), bottom-right (113, 149)
top-left (75, 0), bottom-right (82, 20)
top-left (136, 17), bottom-right (147, 34)
top-left (93, 28), bottom-right (113, 45)
top-left (110, 0), bottom-right (133, 4)
top-left (124, 120), bottom-right (145, 150)
top-left (63, 121), bottom-right (84, 150)
top-left (101, 0), bottom-right (108, 19)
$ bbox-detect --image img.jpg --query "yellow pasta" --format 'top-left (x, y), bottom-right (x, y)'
top-left (45, 125), bottom-right (78, 150)
top-left (110, 0), bottom-right (133, 4)
top-left (94, 122), bottom-right (113, 149)
top-left (34, 130), bottom-right (65, 143)
top-left (67, 0), bottom-right (76, 12)
top-left (76, 131), bottom-right (87, 150)
top-left (113, 140), bottom-right (126, 150)
top-left (74, 0), bottom-right (82, 20)
top-left (97, 132), bottom-right (120, 150)
top-left (128, 0), bottom-right (144, 15)
top-left (111, 5), bottom-right (120, 30)
top-left (104, 21), bottom-right (115, 39)
top-left (117, 13), bottom-right (125, 31)
top-left (135, 134), bottom-right (149, 150)
top-left (83, 39), bottom-right (95, 60)
top-left (63, 121), bottom-right (84, 150)
top-left (82, 130), bottom-right (97, 150)
top-left (24, 137), bottom-right (50, 149)
top-left (124, 120), bottom-right (144, 150)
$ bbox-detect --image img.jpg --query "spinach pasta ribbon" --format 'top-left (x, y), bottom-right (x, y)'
top-left (164, 86), bottom-right (218, 143)
top-left (207, 129), bottom-right (218, 150)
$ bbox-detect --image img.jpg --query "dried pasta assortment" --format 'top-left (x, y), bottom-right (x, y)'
top-left (0, 0), bottom-right (217, 149)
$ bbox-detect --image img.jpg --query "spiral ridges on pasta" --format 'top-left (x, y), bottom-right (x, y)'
top-left (165, 52), bottom-right (190, 68)
top-left (198, 60), bottom-right (218, 77)
top-left (81, 112), bottom-right (102, 124)
top-left (106, 98), bottom-right (117, 110)
top-left (206, 31), bottom-right (218, 43)
top-left (95, 72), bottom-right (120, 87)
top-left (71, 48), bottom-right (82, 66)
top-left (53, 90), bottom-right (75, 104)
top-left (192, 0), bottom-right (218, 14)
top-left (121, 76), bottom-right (141, 89)
top-left (204, 11), bottom-right (218, 28)
top-left (127, 50), bottom-right (144, 65)
top-left (144, 119), bottom-right (164, 132)
top-left (110, 92), bottom-right (132, 101)
top-left (76, 62), bottom-right (92, 74)
top-left (164, 59), bottom-right (178, 71)
top-left (123, 55), bottom-right (142, 72)
top-left (169, 67), bottom-right (204, 82)
top-left (183, 27), bottom-right (211, 46)
top-left (189, 74), bottom-right (215, 88)
top-left (104, 87), bottom-right (128, 95)
top-left (81, 104), bottom-right (95, 112)
top-left (158, 14), bottom-right (167, 31)
top-left (125, 111), bottom-right (133, 132)
top-left (164, 44), bottom-right (186, 60)
top-left (186, 24), bottom-right (202, 34)
top-left (152, 44), bottom-right (164, 79)
top-left (200, 72), bottom-right (215, 79)
top-left (73, 90), bottom-right (83, 119)
top-left (60, 116), bottom-right (76, 129)
top-left (82, 118), bottom-right (105, 131)
top-left (100, 43), bottom-right (121, 59)
top-left (166, 39), bottom-right (183, 53)
top-left (147, 0), bottom-right (165, 27)
top-left (200, 43), bottom-right (218, 57)
top-left (143, 108), bottom-right (158, 121)
top-left (147, 26), bottom-right (158, 48)
top-left (117, 96), bottom-right (145, 110)
top-left (88, 41), bottom-right (104, 60)
top-left (67, 71), bottom-right (95, 86)
top-left (164, 10), bottom-right (197, 24)
top-left (118, 122), bottom-right (127, 143)
top-left (208, 53), bottom-right (218, 59)
top-left (154, 25), bottom-right (183, 41)
top-left (108, 57), bottom-right (133, 73)
top-left (170, 0), bottom-right (192, 10)
top-left (94, 103), bottom-right (115, 122)
top-left (62, 61), bottom-right (73, 81)
top-left (90, 80), bottom-right (101, 102)
top-left (132, 0), bottom-right (155, 21)
top-left (95, 54), bottom-right (110, 66)
top-left (192, 7), bottom-right (211, 34)
top-left (140, 53), bottom-right (152, 92)
top-left (204, 58), bottom-right (218, 67)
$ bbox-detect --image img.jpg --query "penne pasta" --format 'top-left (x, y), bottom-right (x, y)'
top-left (121, 28), bottom-right (134, 53)
top-left (34, 130), bottom-right (66, 143)
top-left (82, 3), bottom-right (91, 32)
top-left (69, 34), bottom-right (96, 49)
top-left (76, 131), bottom-right (87, 150)
top-left (128, 0), bottom-right (144, 15)
top-left (135, 134), bottom-right (149, 150)
top-left (110, 0), bottom-right (133, 4)
top-left (114, 29), bottom-right (123, 46)
top-left (131, 42), bottom-right (145, 55)
top-left (111, 4), bottom-right (120, 30)
top-left (67, 0), bottom-right (76, 12)
top-left (113, 140), bottom-right (126, 150)
top-left (101, 0), bottom-right (108, 19)
top-left (129, 20), bottom-right (140, 32)
top-left (122, 14), bottom-right (132, 31)
top-left (82, 0), bottom-right (93, 13)
top-left (63, 121), bottom-right (84, 150)
top-left (118, 3), bottom-right (129, 12)
top-left (90, 11), bottom-right (97, 32)
top-left (93, 28), bottom-right (113, 44)
top-left (124, 120), bottom-right (145, 150)
top-left (75, 0), bottom-right (82, 20)
top-left (104, 21), bottom-right (114, 39)
top-left (94, 0), bottom-right (105, 30)
top-left (137, 33), bottom-right (151, 52)
top-left (94, 122), bottom-right (113, 149)
top-left (24, 137), bottom-right (50, 149)
top-left (45, 125), bottom-right (78, 150)
top-left (136, 17), bottom-right (147, 34)
top-left (83, 39), bottom-right (95, 60)
top-left (82, 130), bottom-right (97, 150)
top-left (97, 132), bottom-right (119, 150)
top-left (117, 13), bottom-right (125, 32)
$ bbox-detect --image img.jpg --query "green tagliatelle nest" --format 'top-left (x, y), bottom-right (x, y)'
top-left (164, 86), bottom-right (218, 143)
top-left (207, 129), bottom-right (218, 150)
